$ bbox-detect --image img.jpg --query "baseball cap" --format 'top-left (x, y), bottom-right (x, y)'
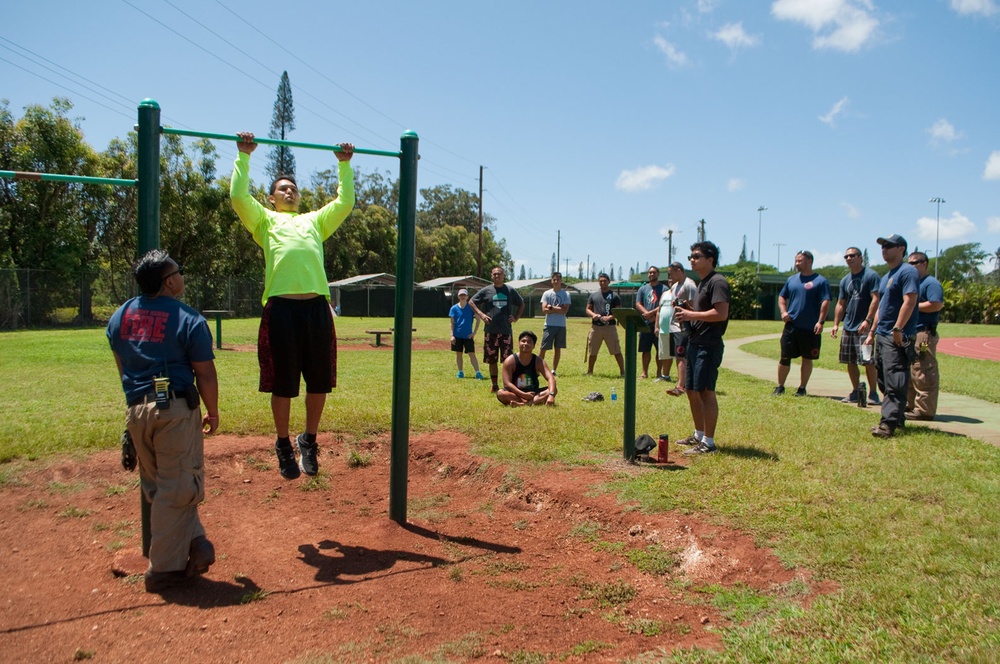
top-left (876, 234), bottom-right (907, 248)
top-left (458, 288), bottom-right (468, 296)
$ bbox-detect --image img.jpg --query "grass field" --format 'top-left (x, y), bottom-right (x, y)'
top-left (2, 317), bottom-right (999, 662)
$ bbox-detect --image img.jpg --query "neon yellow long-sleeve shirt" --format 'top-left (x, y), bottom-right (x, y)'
top-left (230, 152), bottom-right (355, 305)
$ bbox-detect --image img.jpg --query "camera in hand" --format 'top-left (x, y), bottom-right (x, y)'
top-left (674, 298), bottom-right (692, 332)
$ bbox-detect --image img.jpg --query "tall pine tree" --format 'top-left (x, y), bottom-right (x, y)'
top-left (266, 71), bottom-right (296, 181)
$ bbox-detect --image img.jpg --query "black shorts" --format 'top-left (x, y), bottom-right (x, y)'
top-left (258, 296), bottom-right (336, 397)
top-left (686, 343), bottom-right (724, 392)
top-left (638, 331), bottom-right (658, 353)
top-left (451, 337), bottom-right (475, 353)
top-left (780, 323), bottom-right (821, 361)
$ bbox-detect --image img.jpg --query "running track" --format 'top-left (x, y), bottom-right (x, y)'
top-left (937, 337), bottom-right (1000, 361)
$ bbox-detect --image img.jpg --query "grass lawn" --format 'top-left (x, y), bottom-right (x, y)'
top-left (2, 316), bottom-right (999, 661)
top-left (739, 322), bottom-right (1000, 405)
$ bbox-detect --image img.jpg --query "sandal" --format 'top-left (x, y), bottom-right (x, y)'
top-left (666, 387), bottom-right (685, 397)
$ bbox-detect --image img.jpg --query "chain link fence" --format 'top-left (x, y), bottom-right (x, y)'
top-left (0, 268), bottom-right (264, 329)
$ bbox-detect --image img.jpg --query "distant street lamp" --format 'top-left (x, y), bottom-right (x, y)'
top-left (774, 242), bottom-right (786, 274)
top-left (756, 206), bottom-right (768, 273)
top-left (929, 197), bottom-right (945, 279)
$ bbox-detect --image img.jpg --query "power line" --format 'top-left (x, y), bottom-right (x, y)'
top-left (0, 55), bottom-right (135, 122)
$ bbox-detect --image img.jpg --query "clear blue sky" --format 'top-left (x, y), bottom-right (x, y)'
top-left (4, 0), bottom-right (999, 278)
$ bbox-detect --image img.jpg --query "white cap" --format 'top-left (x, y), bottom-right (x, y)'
top-left (458, 288), bottom-right (469, 296)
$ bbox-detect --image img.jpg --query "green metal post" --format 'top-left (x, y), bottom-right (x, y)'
top-left (136, 99), bottom-right (161, 257)
top-left (136, 99), bottom-right (161, 557)
top-left (622, 318), bottom-right (638, 459)
top-left (389, 131), bottom-right (419, 524)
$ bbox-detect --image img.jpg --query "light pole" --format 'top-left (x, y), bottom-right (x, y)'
top-left (774, 242), bottom-right (786, 274)
top-left (929, 197), bottom-right (944, 279)
top-left (756, 206), bottom-right (767, 273)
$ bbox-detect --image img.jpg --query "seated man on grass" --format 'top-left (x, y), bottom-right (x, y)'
top-left (497, 331), bottom-right (557, 407)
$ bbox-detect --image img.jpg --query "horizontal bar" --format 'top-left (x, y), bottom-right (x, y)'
top-left (0, 170), bottom-right (138, 187)
top-left (159, 127), bottom-right (402, 158)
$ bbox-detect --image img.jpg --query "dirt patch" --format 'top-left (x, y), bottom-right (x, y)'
top-left (0, 432), bottom-right (832, 662)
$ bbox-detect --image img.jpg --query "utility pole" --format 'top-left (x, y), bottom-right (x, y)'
top-left (697, 219), bottom-right (706, 242)
top-left (564, 257), bottom-right (571, 275)
top-left (477, 166), bottom-right (484, 278)
top-left (929, 197), bottom-right (945, 279)
top-left (773, 242), bottom-right (786, 273)
top-left (663, 229), bottom-right (679, 264)
top-left (556, 230), bottom-right (561, 276)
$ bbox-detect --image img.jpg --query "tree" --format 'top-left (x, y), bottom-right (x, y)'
top-left (266, 71), bottom-right (296, 182)
top-left (518, 264), bottom-right (526, 280)
top-left (739, 235), bottom-right (748, 263)
top-left (728, 266), bottom-right (763, 320)
top-left (937, 243), bottom-right (988, 284)
top-left (618, 267), bottom-right (623, 281)
top-left (577, 262), bottom-right (583, 279)
top-left (862, 248), bottom-right (870, 268)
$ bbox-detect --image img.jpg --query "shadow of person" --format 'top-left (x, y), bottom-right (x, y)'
top-left (297, 540), bottom-right (452, 584)
top-left (717, 445), bottom-right (780, 461)
top-left (154, 574), bottom-right (265, 608)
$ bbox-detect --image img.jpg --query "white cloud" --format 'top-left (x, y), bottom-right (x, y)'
top-left (727, 178), bottom-right (745, 192)
top-left (819, 96), bottom-right (850, 126)
top-left (916, 211), bottom-right (976, 241)
top-left (950, 0), bottom-right (999, 16)
top-left (841, 201), bottom-right (861, 218)
top-left (616, 164), bottom-right (676, 192)
top-left (772, 0), bottom-right (879, 52)
top-left (713, 22), bottom-right (760, 49)
top-left (697, 0), bottom-right (718, 12)
top-left (653, 35), bottom-right (689, 67)
top-left (984, 151), bottom-right (1000, 180)
top-left (928, 118), bottom-right (963, 144)
top-left (988, 216), bottom-right (1000, 233)
top-left (814, 251), bottom-right (846, 268)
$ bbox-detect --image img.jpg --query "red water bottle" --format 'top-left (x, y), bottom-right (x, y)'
top-left (657, 434), bottom-right (669, 463)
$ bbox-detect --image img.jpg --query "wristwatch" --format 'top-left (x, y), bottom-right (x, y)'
top-left (892, 326), bottom-right (901, 332)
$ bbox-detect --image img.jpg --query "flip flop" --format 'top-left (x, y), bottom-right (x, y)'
top-left (666, 387), bottom-right (685, 397)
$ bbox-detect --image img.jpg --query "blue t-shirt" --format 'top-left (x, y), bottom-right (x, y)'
top-left (917, 275), bottom-right (944, 329)
top-left (107, 295), bottom-right (215, 404)
top-left (875, 263), bottom-right (920, 336)
top-left (779, 273), bottom-right (831, 331)
top-left (838, 268), bottom-right (880, 332)
top-left (541, 288), bottom-right (571, 327)
top-left (449, 302), bottom-right (475, 338)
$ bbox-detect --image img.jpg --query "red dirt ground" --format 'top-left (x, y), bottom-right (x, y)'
top-left (0, 432), bottom-right (833, 662)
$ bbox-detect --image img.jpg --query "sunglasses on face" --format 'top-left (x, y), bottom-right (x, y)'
top-left (163, 266), bottom-right (185, 278)
top-left (688, 254), bottom-right (704, 260)
top-left (844, 254), bottom-right (860, 259)
top-left (908, 259), bottom-right (927, 265)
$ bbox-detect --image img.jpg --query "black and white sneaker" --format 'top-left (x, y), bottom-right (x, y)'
top-left (771, 386), bottom-right (785, 396)
top-left (794, 387), bottom-right (807, 397)
top-left (683, 442), bottom-right (717, 455)
top-left (275, 441), bottom-right (301, 480)
top-left (296, 434), bottom-right (319, 476)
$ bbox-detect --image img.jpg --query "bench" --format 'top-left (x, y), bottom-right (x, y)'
top-left (365, 330), bottom-right (393, 347)
top-left (364, 328), bottom-right (417, 347)
top-left (203, 310), bottom-right (235, 349)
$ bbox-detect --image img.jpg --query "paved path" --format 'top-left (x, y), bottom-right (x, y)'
top-left (724, 334), bottom-right (1000, 447)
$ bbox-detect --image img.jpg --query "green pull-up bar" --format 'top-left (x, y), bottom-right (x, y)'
top-left (158, 127), bottom-right (402, 159)
top-left (0, 170), bottom-right (137, 187)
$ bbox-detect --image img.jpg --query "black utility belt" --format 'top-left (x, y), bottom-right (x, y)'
top-left (129, 385), bottom-right (200, 410)
top-left (592, 320), bottom-right (616, 326)
top-left (917, 325), bottom-right (938, 335)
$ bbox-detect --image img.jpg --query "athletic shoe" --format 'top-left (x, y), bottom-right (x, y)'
top-left (794, 387), bottom-right (807, 397)
top-left (908, 413), bottom-right (935, 421)
top-left (840, 392), bottom-right (859, 404)
top-left (144, 569), bottom-right (190, 593)
top-left (652, 375), bottom-right (666, 382)
top-left (551, 371), bottom-right (557, 376)
top-left (683, 442), bottom-right (717, 455)
top-left (868, 393), bottom-right (881, 406)
top-left (296, 434), bottom-right (319, 476)
top-left (456, 371), bottom-right (465, 378)
top-left (676, 434), bottom-right (701, 446)
top-left (581, 392), bottom-right (605, 402)
top-left (475, 371), bottom-right (484, 380)
top-left (771, 386), bottom-right (785, 397)
top-left (275, 441), bottom-right (301, 480)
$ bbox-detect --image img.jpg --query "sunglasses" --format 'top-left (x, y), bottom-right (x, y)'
top-left (844, 254), bottom-right (860, 259)
top-left (163, 266), bottom-right (185, 279)
top-left (908, 259), bottom-right (927, 265)
top-left (688, 254), bottom-right (704, 260)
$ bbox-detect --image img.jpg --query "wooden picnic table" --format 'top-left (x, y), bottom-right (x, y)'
top-left (364, 328), bottom-right (417, 347)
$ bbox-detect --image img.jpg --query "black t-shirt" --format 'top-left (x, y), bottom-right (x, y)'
top-left (587, 289), bottom-right (621, 325)
top-left (689, 271), bottom-right (730, 346)
top-left (471, 284), bottom-right (523, 335)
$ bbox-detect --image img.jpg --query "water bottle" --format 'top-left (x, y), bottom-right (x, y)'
top-left (657, 434), bottom-right (669, 463)
top-left (610, 387), bottom-right (617, 404)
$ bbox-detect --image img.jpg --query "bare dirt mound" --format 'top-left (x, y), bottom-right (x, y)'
top-left (0, 432), bottom-right (832, 662)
